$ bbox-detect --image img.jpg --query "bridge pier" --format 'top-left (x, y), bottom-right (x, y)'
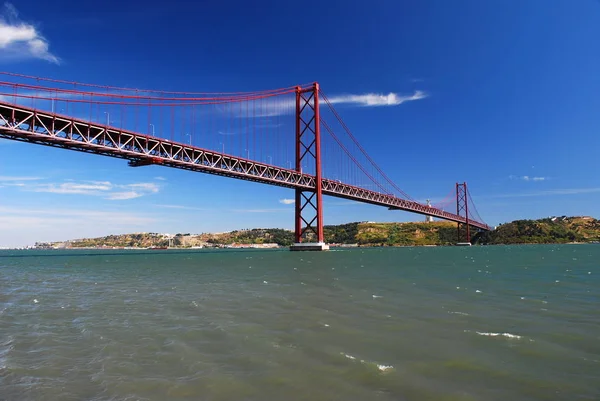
top-left (290, 242), bottom-right (330, 251)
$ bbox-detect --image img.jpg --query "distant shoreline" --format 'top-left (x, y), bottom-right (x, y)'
top-left (10, 216), bottom-right (600, 250)
top-left (5, 241), bottom-right (597, 252)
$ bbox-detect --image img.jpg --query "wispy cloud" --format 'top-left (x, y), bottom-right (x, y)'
top-left (126, 183), bottom-right (160, 192)
top-left (0, 206), bottom-right (155, 226)
top-left (231, 208), bottom-right (289, 213)
top-left (509, 175), bottom-right (548, 182)
top-left (154, 204), bottom-right (208, 211)
top-left (21, 180), bottom-right (160, 200)
top-left (0, 206), bottom-right (157, 246)
top-left (327, 91), bottom-right (428, 107)
top-left (31, 182), bottom-right (111, 195)
top-left (243, 89), bottom-right (428, 118)
top-left (106, 191), bottom-right (142, 200)
top-left (279, 198), bottom-right (294, 205)
top-left (154, 176), bottom-right (166, 181)
top-left (0, 175), bottom-right (42, 182)
top-left (487, 187), bottom-right (600, 199)
top-left (0, 2), bottom-right (59, 64)
top-left (324, 200), bottom-right (360, 206)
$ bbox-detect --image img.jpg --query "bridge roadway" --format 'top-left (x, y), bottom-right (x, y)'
top-left (0, 101), bottom-right (490, 231)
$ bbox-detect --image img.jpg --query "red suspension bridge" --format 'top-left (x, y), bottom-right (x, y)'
top-left (0, 72), bottom-right (490, 250)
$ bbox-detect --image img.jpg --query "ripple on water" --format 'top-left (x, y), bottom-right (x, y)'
top-left (0, 246), bottom-right (598, 400)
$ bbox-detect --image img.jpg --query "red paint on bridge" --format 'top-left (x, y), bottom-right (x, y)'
top-left (0, 73), bottom-right (490, 246)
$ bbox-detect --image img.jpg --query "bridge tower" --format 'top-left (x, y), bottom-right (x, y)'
top-left (456, 182), bottom-right (471, 244)
top-left (290, 83), bottom-right (329, 251)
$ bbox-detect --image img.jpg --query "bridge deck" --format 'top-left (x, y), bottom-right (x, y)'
top-left (0, 101), bottom-right (490, 231)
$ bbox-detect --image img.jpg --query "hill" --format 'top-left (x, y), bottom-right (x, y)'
top-left (36, 221), bottom-right (459, 248)
top-left (350, 221), bottom-right (457, 246)
top-left (473, 216), bottom-right (600, 244)
top-left (35, 216), bottom-right (600, 249)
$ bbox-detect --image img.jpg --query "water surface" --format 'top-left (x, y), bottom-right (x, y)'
top-left (1, 245), bottom-right (598, 400)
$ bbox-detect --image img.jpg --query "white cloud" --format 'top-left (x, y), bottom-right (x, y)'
top-left (0, 175), bottom-right (42, 182)
top-left (0, 206), bottom-right (157, 247)
top-left (154, 204), bottom-right (208, 211)
top-left (155, 176), bottom-right (166, 181)
top-left (231, 208), bottom-right (289, 213)
top-left (0, 3), bottom-right (59, 64)
top-left (324, 200), bottom-right (360, 206)
top-left (509, 175), bottom-right (548, 182)
top-left (21, 180), bottom-right (160, 200)
top-left (0, 206), bottom-right (155, 225)
top-left (32, 182), bottom-right (111, 195)
top-left (124, 182), bottom-right (159, 193)
top-left (327, 91), bottom-right (428, 107)
top-left (242, 89), bottom-right (428, 118)
top-left (156, 204), bottom-right (191, 209)
top-left (2, 182), bottom-right (27, 187)
top-left (521, 175), bottom-right (547, 182)
top-left (106, 191), bottom-right (142, 200)
top-left (279, 198), bottom-right (295, 205)
top-left (487, 187), bottom-right (600, 199)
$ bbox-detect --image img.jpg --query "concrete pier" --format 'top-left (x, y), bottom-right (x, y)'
top-left (290, 242), bottom-right (330, 251)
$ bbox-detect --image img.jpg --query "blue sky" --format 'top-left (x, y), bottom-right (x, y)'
top-left (1, 0), bottom-right (600, 247)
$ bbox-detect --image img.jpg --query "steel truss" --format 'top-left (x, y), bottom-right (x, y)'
top-left (456, 182), bottom-right (471, 242)
top-left (294, 84), bottom-right (324, 243)
top-left (0, 101), bottom-right (490, 231)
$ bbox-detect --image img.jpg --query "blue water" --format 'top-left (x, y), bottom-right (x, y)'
top-left (0, 245), bottom-right (598, 400)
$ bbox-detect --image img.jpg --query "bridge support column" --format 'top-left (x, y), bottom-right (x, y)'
top-left (290, 83), bottom-right (329, 251)
top-left (456, 182), bottom-right (471, 245)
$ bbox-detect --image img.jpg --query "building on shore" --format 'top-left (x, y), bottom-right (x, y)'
top-left (225, 243), bottom-right (279, 249)
top-left (425, 199), bottom-right (434, 223)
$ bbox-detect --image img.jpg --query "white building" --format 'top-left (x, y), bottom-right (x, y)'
top-left (425, 199), bottom-right (434, 223)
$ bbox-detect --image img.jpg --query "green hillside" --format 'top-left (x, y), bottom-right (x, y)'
top-left (473, 216), bottom-right (600, 244)
top-left (36, 216), bottom-right (600, 249)
top-left (352, 221), bottom-right (457, 246)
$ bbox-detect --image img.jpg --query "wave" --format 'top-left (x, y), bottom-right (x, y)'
top-left (340, 352), bottom-right (394, 372)
top-left (475, 331), bottom-right (522, 339)
top-left (0, 335), bottom-right (14, 370)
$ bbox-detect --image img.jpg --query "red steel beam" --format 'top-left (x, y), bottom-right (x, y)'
top-left (313, 83), bottom-right (324, 242)
top-left (0, 101), bottom-right (491, 231)
top-left (456, 182), bottom-right (471, 242)
top-left (294, 84), bottom-right (325, 243)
